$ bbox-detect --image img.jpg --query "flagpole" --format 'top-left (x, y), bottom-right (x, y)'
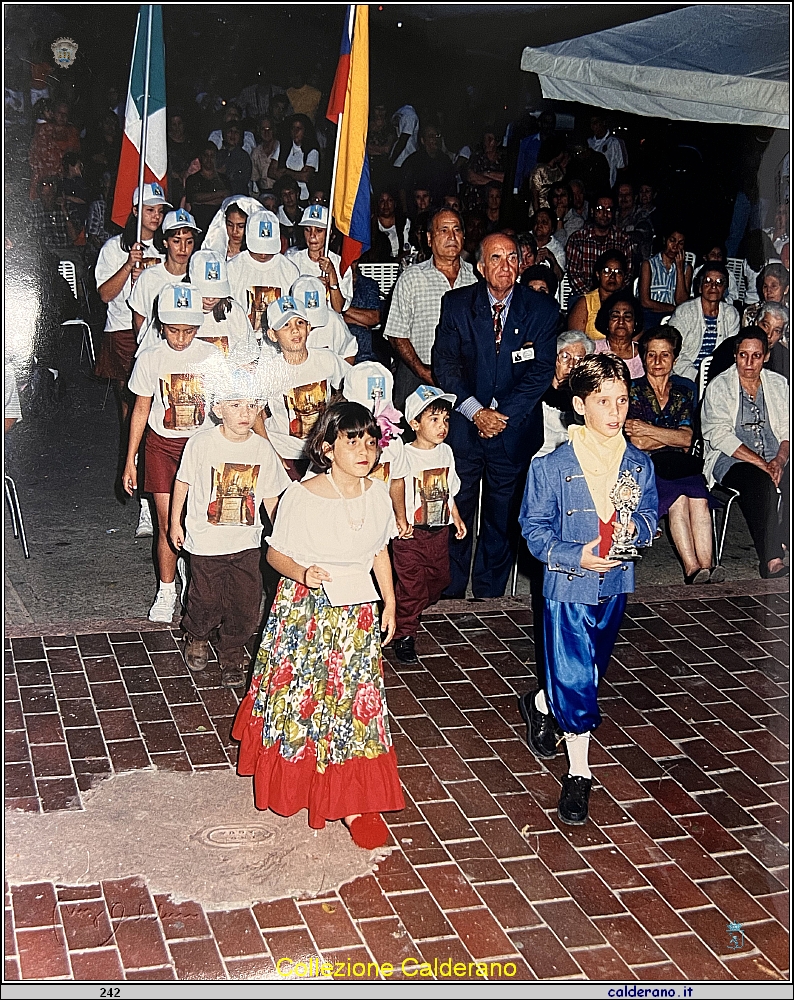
top-left (324, 108), bottom-right (345, 258)
top-left (135, 4), bottom-right (154, 247)
top-left (324, 4), bottom-right (354, 258)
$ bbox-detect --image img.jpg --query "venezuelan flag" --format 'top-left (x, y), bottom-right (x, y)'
top-left (111, 5), bottom-right (168, 227)
top-left (326, 5), bottom-right (370, 274)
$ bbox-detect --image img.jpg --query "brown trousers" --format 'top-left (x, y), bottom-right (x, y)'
top-left (392, 527), bottom-right (451, 639)
top-left (181, 548), bottom-right (262, 655)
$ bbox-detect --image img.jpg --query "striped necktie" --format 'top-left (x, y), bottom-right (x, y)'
top-left (493, 302), bottom-right (504, 352)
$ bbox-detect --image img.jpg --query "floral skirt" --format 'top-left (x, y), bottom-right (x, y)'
top-left (232, 577), bottom-right (404, 828)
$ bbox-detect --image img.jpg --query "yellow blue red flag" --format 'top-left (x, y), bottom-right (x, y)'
top-left (326, 5), bottom-right (370, 273)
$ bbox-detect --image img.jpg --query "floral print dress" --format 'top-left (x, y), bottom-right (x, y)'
top-left (232, 480), bottom-right (405, 828)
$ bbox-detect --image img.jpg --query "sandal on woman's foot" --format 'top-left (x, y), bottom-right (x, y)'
top-left (348, 813), bottom-right (389, 849)
top-left (684, 568), bottom-right (710, 585)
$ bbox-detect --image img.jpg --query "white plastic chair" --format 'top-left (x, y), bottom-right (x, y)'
top-left (698, 354), bottom-right (713, 399)
top-left (358, 263), bottom-right (400, 299)
top-left (57, 260), bottom-right (95, 367)
top-left (557, 274), bottom-right (571, 313)
top-left (5, 476), bottom-right (30, 558)
top-left (726, 257), bottom-right (746, 303)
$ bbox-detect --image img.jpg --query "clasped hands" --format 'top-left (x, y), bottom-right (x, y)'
top-left (473, 407), bottom-right (508, 439)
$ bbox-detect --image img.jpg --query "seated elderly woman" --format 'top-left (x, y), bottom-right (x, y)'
top-left (742, 262), bottom-right (790, 327)
top-left (669, 261), bottom-right (740, 383)
top-left (707, 307), bottom-right (789, 385)
top-left (592, 289), bottom-right (645, 378)
top-left (567, 250), bottom-right (628, 339)
top-left (626, 326), bottom-right (721, 584)
top-left (702, 328), bottom-right (789, 579)
top-left (534, 330), bottom-right (593, 459)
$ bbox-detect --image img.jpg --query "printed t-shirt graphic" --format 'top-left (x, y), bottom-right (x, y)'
top-left (412, 467), bottom-right (451, 526)
top-left (160, 373), bottom-right (206, 430)
top-left (247, 286), bottom-right (281, 332)
top-left (285, 381), bottom-right (328, 439)
top-left (198, 335), bottom-right (229, 355)
top-left (207, 463), bottom-right (260, 525)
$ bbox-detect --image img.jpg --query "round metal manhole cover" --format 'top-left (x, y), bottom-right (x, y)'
top-left (192, 824), bottom-right (275, 849)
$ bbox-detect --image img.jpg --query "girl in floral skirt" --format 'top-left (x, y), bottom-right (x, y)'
top-left (232, 401), bottom-right (405, 849)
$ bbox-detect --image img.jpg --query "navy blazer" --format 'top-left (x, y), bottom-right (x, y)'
top-left (432, 280), bottom-right (559, 464)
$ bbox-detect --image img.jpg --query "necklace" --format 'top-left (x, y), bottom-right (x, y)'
top-left (326, 471), bottom-right (366, 531)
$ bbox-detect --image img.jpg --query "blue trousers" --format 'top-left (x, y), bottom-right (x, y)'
top-left (543, 594), bottom-right (626, 734)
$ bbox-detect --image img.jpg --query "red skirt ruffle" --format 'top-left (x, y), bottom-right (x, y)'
top-left (232, 691), bottom-right (405, 829)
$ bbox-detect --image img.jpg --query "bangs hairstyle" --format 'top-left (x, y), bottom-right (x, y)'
top-left (306, 401), bottom-right (381, 472)
top-left (735, 325), bottom-right (769, 356)
top-left (415, 398), bottom-right (453, 420)
top-left (569, 353), bottom-right (631, 401)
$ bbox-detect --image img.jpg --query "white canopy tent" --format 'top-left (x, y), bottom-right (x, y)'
top-left (520, 4), bottom-right (790, 130)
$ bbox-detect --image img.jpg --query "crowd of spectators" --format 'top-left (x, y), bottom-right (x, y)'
top-left (7, 54), bottom-right (791, 584)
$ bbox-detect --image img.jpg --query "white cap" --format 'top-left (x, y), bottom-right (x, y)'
top-left (189, 249), bottom-right (231, 297)
top-left (291, 275), bottom-right (328, 328)
top-left (246, 210), bottom-right (281, 253)
top-left (156, 283), bottom-right (204, 326)
top-left (133, 182), bottom-right (171, 208)
top-left (162, 208), bottom-right (201, 234)
top-left (344, 362), bottom-right (393, 412)
top-left (404, 384), bottom-right (457, 424)
top-left (299, 203), bottom-right (329, 229)
top-left (266, 295), bottom-right (308, 332)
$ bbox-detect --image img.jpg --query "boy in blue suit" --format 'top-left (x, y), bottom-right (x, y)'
top-left (519, 354), bottom-right (657, 825)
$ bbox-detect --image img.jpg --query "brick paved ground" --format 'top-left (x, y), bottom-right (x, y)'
top-left (4, 585), bottom-right (789, 982)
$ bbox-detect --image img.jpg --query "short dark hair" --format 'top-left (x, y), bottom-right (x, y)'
top-left (637, 325), bottom-right (683, 361)
top-left (594, 249), bottom-right (628, 276)
top-left (520, 264), bottom-right (558, 297)
top-left (594, 289), bottom-right (644, 337)
top-left (569, 353), bottom-right (631, 399)
top-left (305, 401), bottom-right (381, 472)
top-left (694, 260), bottom-right (729, 297)
top-left (735, 325), bottom-right (769, 356)
top-left (414, 398), bottom-right (453, 422)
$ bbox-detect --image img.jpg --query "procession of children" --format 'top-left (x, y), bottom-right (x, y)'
top-left (118, 190), bottom-right (657, 848)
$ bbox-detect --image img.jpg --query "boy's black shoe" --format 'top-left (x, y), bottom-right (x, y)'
top-left (393, 636), bottom-right (419, 663)
top-left (518, 690), bottom-right (560, 759)
top-left (557, 774), bottom-right (593, 825)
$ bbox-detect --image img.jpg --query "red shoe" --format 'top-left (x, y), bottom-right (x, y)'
top-left (348, 813), bottom-right (389, 849)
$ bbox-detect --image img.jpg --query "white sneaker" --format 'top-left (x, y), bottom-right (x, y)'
top-left (136, 501), bottom-right (154, 538)
top-left (148, 589), bottom-right (177, 623)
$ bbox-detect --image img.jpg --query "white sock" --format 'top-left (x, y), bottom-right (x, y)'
top-left (564, 732), bottom-right (591, 779)
top-left (158, 580), bottom-right (176, 593)
top-left (534, 689), bottom-right (549, 715)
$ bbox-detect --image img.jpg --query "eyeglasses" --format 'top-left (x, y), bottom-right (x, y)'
top-left (601, 267), bottom-right (624, 276)
top-left (558, 352), bottom-right (583, 364)
top-left (702, 277), bottom-right (725, 287)
top-left (609, 310), bottom-right (634, 321)
top-left (594, 205), bottom-right (614, 213)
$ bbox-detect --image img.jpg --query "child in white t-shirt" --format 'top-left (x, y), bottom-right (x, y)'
top-left (124, 283), bottom-right (222, 623)
top-left (291, 274), bottom-right (357, 363)
top-left (170, 367), bottom-right (290, 688)
top-left (390, 386), bottom-right (466, 664)
top-left (188, 248), bottom-right (258, 357)
top-left (226, 210), bottom-right (299, 340)
top-left (258, 295), bottom-right (348, 479)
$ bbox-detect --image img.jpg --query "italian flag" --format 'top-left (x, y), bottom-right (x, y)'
top-left (111, 5), bottom-right (168, 227)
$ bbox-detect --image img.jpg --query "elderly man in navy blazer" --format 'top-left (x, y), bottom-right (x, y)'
top-left (432, 232), bottom-right (559, 598)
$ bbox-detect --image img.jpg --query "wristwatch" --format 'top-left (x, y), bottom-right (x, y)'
top-left (329, 283), bottom-right (339, 290)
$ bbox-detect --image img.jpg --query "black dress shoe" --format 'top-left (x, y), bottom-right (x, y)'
top-left (557, 774), bottom-right (593, 825)
top-left (393, 636), bottom-right (419, 663)
top-left (518, 690), bottom-right (560, 760)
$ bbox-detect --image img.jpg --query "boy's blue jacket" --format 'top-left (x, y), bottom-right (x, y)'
top-left (520, 440), bottom-right (658, 605)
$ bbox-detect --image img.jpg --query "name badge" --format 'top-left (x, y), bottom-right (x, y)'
top-left (511, 345), bottom-right (534, 363)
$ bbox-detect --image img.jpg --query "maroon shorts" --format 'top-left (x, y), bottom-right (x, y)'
top-left (95, 328), bottom-right (138, 381)
top-left (143, 429), bottom-right (188, 495)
